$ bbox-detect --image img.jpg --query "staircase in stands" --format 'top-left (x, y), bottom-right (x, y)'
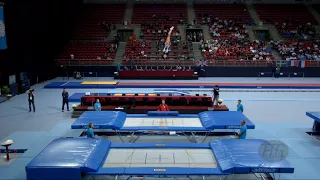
top-left (113, 42), bottom-right (127, 65)
top-left (192, 42), bottom-right (203, 61)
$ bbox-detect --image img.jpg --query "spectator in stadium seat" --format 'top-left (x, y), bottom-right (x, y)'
top-left (103, 53), bottom-right (108, 59)
top-left (86, 123), bottom-right (94, 138)
top-left (158, 100), bottom-right (169, 111)
top-left (70, 54), bottom-right (74, 60)
top-left (237, 100), bottom-right (244, 113)
top-left (94, 99), bottom-right (101, 111)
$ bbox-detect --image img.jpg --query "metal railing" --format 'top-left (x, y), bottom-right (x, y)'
top-left (55, 59), bottom-right (320, 67)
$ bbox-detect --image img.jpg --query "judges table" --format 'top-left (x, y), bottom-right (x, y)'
top-left (116, 70), bottom-right (197, 80)
top-left (81, 95), bottom-right (213, 107)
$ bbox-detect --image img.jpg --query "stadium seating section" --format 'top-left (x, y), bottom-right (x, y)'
top-left (194, 4), bottom-right (251, 39)
top-left (132, 4), bottom-right (187, 40)
top-left (255, 4), bottom-right (318, 37)
top-left (54, 3), bottom-right (320, 67)
top-left (122, 40), bottom-right (194, 66)
top-left (270, 40), bottom-right (320, 64)
top-left (57, 5), bottom-right (125, 65)
top-left (201, 39), bottom-right (275, 62)
top-left (313, 4), bottom-right (320, 14)
top-left (73, 4), bottom-right (125, 39)
top-left (57, 41), bottom-right (115, 65)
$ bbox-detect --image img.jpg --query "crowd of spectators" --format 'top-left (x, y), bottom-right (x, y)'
top-left (198, 16), bottom-right (250, 39)
top-left (270, 39), bottom-right (320, 61)
top-left (200, 39), bottom-right (274, 61)
top-left (186, 31), bottom-right (204, 42)
top-left (276, 22), bottom-right (316, 39)
top-left (122, 39), bottom-right (194, 62)
top-left (124, 40), bottom-right (152, 61)
top-left (138, 14), bottom-right (183, 41)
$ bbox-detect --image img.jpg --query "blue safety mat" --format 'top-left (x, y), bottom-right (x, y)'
top-left (44, 82), bottom-right (66, 88)
top-left (69, 93), bottom-right (110, 102)
top-left (71, 111), bottom-right (255, 131)
top-left (45, 81), bottom-right (320, 89)
top-left (119, 85), bottom-right (320, 89)
top-left (71, 111), bottom-right (126, 129)
top-left (44, 82), bottom-right (117, 89)
top-left (25, 138), bottom-right (111, 180)
top-left (25, 138), bottom-right (294, 178)
top-left (306, 112), bottom-right (320, 122)
top-left (211, 139), bottom-right (294, 173)
top-left (199, 111), bottom-right (255, 129)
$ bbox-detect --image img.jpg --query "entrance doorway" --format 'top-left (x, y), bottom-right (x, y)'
top-left (118, 29), bottom-right (134, 42)
top-left (255, 30), bottom-right (271, 41)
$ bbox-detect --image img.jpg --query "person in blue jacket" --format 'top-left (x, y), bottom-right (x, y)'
top-left (86, 123), bottom-right (94, 138)
top-left (237, 100), bottom-right (244, 113)
top-left (94, 99), bottom-right (101, 111)
top-left (237, 120), bottom-right (247, 139)
top-left (116, 63), bottom-right (121, 72)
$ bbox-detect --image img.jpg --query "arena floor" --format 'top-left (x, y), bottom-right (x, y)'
top-left (0, 77), bottom-right (320, 179)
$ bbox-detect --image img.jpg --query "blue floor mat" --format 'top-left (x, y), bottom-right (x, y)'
top-left (69, 93), bottom-right (109, 102)
top-left (44, 82), bottom-right (117, 89)
top-left (45, 81), bottom-right (320, 89)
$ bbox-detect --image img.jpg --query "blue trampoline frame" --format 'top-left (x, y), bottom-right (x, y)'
top-left (71, 111), bottom-right (255, 143)
top-left (25, 138), bottom-right (294, 180)
top-left (306, 112), bottom-right (320, 132)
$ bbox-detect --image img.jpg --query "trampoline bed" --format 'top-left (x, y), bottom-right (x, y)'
top-left (71, 111), bottom-right (255, 142)
top-left (123, 117), bottom-right (203, 127)
top-left (104, 149), bottom-right (217, 168)
top-left (25, 138), bottom-right (294, 180)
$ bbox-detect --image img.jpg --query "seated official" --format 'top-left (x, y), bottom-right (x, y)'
top-left (217, 99), bottom-right (224, 106)
top-left (236, 120), bottom-right (247, 139)
top-left (75, 72), bottom-right (83, 80)
top-left (158, 100), bottom-right (169, 111)
top-left (86, 123), bottom-right (94, 138)
top-left (94, 99), bottom-right (101, 111)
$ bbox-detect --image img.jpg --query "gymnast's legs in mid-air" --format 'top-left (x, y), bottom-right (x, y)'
top-left (162, 26), bottom-right (174, 59)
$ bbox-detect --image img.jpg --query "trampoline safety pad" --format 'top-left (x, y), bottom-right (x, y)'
top-left (123, 118), bottom-right (203, 127)
top-left (25, 138), bottom-right (294, 180)
top-left (103, 149), bottom-right (217, 168)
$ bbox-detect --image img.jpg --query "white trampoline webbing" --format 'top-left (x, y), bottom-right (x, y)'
top-left (123, 118), bottom-right (203, 127)
top-left (103, 149), bottom-right (217, 168)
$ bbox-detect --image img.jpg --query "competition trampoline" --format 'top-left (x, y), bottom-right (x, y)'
top-left (25, 138), bottom-right (294, 180)
top-left (71, 111), bottom-right (255, 143)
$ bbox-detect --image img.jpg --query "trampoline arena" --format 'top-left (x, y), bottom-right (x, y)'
top-left (71, 111), bottom-right (255, 143)
top-left (25, 138), bottom-right (294, 180)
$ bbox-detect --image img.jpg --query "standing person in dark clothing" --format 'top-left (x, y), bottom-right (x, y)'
top-left (28, 90), bottom-right (35, 112)
top-left (62, 88), bottom-right (69, 112)
top-left (274, 66), bottom-right (280, 78)
top-left (213, 85), bottom-right (220, 106)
